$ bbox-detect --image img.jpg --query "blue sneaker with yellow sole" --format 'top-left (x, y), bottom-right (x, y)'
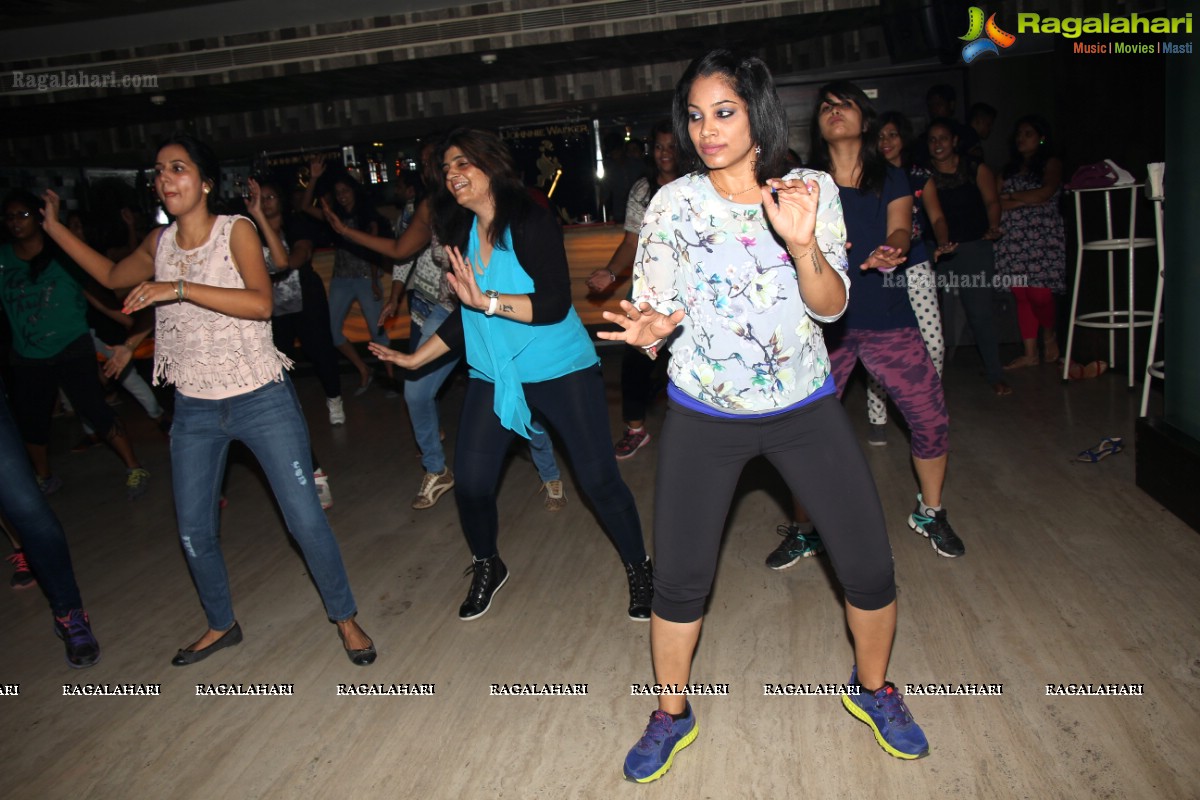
top-left (842, 666), bottom-right (929, 759)
top-left (623, 701), bottom-right (698, 783)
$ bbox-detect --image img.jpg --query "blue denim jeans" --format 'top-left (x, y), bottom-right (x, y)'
top-left (170, 376), bottom-right (357, 630)
top-left (328, 276), bottom-right (388, 348)
top-left (406, 304), bottom-right (558, 479)
top-left (0, 378), bottom-right (83, 615)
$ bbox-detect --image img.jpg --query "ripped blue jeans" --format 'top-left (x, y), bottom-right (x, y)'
top-left (171, 376), bottom-right (356, 630)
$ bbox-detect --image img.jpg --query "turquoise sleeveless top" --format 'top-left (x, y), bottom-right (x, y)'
top-left (462, 220), bottom-right (597, 437)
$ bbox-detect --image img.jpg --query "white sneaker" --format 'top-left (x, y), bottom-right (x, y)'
top-left (326, 396), bottom-right (346, 425)
top-left (314, 469), bottom-right (333, 510)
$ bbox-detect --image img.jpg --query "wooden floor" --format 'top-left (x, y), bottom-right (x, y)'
top-left (2, 346), bottom-right (1198, 800)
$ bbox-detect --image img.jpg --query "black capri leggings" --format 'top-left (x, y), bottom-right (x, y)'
top-left (10, 334), bottom-right (122, 446)
top-left (454, 365), bottom-right (646, 565)
top-left (652, 394), bottom-right (896, 623)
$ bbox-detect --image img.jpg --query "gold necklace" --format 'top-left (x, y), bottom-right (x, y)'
top-left (710, 174), bottom-right (760, 200)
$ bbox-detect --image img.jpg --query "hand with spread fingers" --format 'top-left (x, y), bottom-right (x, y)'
top-left (245, 178), bottom-right (264, 218)
top-left (860, 244), bottom-right (907, 272)
top-left (103, 344), bottom-right (135, 378)
top-left (598, 300), bottom-right (685, 349)
top-left (367, 341), bottom-right (418, 370)
top-left (444, 245), bottom-right (488, 311)
top-left (39, 189), bottom-right (65, 234)
top-left (319, 197), bottom-right (348, 237)
top-left (933, 242), bottom-right (958, 262)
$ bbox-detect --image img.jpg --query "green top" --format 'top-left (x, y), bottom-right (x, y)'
top-left (0, 242), bottom-right (90, 359)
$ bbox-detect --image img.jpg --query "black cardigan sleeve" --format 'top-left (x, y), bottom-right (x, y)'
top-left (511, 205), bottom-right (573, 324)
top-left (432, 205), bottom-right (572, 354)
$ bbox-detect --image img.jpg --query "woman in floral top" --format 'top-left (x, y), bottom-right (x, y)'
top-left (603, 51), bottom-right (929, 783)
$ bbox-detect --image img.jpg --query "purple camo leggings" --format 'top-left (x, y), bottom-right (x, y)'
top-left (828, 326), bottom-right (949, 460)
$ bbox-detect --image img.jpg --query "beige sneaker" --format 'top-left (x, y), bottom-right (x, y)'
top-left (541, 479), bottom-right (567, 512)
top-left (413, 468), bottom-right (454, 509)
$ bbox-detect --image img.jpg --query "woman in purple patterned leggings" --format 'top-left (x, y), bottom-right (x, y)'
top-left (767, 81), bottom-right (962, 568)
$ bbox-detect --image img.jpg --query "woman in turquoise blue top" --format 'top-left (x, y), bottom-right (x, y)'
top-left (368, 129), bottom-right (652, 623)
top-left (600, 51), bottom-right (929, 783)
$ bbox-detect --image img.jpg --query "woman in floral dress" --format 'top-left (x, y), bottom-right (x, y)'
top-left (994, 115), bottom-right (1066, 368)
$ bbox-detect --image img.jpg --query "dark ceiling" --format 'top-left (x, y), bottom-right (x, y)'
top-left (0, 0), bottom-right (215, 27)
top-left (2, 6), bottom-right (879, 161)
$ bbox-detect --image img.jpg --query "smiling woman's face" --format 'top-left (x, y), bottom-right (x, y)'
top-left (442, 145), bottom-right (494, 214)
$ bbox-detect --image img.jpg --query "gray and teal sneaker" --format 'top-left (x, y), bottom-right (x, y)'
top-left (765, 523), bottom-right (824, 570)
top-left (908, 494), bottom-right (965, 558)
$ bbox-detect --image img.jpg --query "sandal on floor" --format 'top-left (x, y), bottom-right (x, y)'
top-left (1076, 436), bottom-right (1124, 462)
top-left (1005, 355), bottom-right (1039, 370)
top-left (1068, 360), bottom-right (1108, 380)
top-left (992, 381), bottom-right (1013, 396)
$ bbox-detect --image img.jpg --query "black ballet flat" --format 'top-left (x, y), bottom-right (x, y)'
top-left (338, 625), bottom-right (377, 667)
top-left (171, 622), bottom-right (243, 667)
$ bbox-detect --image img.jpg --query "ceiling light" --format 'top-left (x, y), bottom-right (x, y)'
top-left (481, 53), bottom-right (497, 65)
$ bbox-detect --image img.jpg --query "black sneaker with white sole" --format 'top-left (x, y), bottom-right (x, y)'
top-left (907, 495), bottom-right (965, 558)
top-left (459, 555), bottom-right (509, 620)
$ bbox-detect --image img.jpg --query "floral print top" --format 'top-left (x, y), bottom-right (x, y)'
top-left (632, 169), bottom-right (849, 414)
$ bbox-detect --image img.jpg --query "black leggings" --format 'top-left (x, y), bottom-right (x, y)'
top-left (652, 394), bottom-right (896, 623)
top-left (271, 268), bottom-right (342, 400)
top-left (620, 343), bottom-right (669, 423)
top-left (10, 335), bottom-right (121, 446)
top-left (454, 366), bottom-right (646, 564)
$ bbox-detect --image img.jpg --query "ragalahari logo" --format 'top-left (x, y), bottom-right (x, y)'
top-left (959, 7), bottom-right (1017, 62)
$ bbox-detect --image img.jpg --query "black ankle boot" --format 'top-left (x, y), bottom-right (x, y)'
top-left (625, 557), bottom-right (653, 621)
top-left (459, 555), bottom-right (509, 621)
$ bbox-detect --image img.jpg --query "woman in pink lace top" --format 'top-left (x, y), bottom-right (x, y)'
top-left (40, 133), bottom-right (376, 668)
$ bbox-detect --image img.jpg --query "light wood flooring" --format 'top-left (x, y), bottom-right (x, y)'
top-left (1, 346), bottom-right (1197, 800)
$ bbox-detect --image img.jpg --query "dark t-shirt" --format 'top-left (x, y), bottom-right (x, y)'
top-left (835, 167), bottom-right (918, 331)
top-left (284, 213), bottom-right (322, 271)
top-left (931, 160), bottom-right (989, 243)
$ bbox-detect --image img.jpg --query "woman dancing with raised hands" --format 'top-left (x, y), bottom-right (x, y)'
top-left (368, 128), bottom-right (652, 622)
top-left (600, 51), bottom-right (929, 784)
top-left (40, 133), bottom-right (375, 667)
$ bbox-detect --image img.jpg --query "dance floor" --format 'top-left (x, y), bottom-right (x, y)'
top-left (1, 340), bottom-right (1197, 799)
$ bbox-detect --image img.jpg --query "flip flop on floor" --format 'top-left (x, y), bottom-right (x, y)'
top-left (1076, 436), bottom-right (1124, 462)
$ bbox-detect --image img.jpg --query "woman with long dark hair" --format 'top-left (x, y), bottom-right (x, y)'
top-left (803, 82), bottom-right (960, 559)
top-left (994, 114), bottom-right (1065, 368)
top-left (303, 161), bottom-right (391, 395)
top-left (602, 54), bottom-right (929, 783)
top-left (40, 133), bottom-right (375, 667)
top-left (921, 117), bottom-right (1010, 394)
top-left (869, 110), bottom-right (944, 439)
top-left (246, 177), bottom-right (346, 429)
top-left (326, 143), bottom-right (568, 512)
top-left (367, 128), bottom-right (652, 622)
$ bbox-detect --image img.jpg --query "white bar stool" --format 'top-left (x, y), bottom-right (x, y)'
top-left (1139, 191), bottom-right (1166, 417)
top-left (1062, 184), bottom-right (1159, 387)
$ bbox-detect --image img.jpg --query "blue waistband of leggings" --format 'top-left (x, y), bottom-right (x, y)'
top-left (666, 374), bottom-right (836, 419)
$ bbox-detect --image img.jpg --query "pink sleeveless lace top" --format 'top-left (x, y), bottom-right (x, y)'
top-left (153, 215), bottom-right (292, 398)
